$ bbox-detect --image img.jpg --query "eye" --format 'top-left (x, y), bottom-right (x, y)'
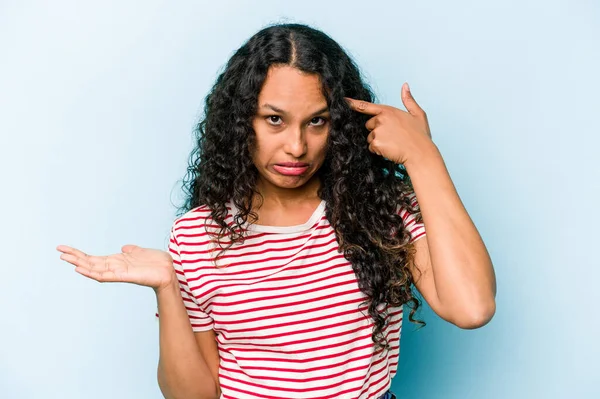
top-left (266, 115), bottom-right (283, 126)
top-left (309, 117), bottom-right (327, 126)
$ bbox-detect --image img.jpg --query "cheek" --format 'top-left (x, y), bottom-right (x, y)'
top-left (312, 135), bottom-right (329, 158)
top-left (250, 122), bottom-right (265, 160)
top-left (251, 132), bottom-right (277, 163)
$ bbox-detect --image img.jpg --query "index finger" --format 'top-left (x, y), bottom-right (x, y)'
top-left (344, 97), bottom-right (384, 115)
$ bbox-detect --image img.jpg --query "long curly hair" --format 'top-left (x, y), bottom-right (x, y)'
top-left (177, 23), bottom-right (426, 350)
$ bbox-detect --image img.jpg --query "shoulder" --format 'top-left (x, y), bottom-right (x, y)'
top-left (171, 205), bottom-right (217, 236)
top-left (395, 192), bottom-right (426, 243)
top-left (172, 204), bottom-right (211, 229)
top-left (395, 192), bottom-right (420, 217)
top-left (171, 203), bottom-right (236, 240)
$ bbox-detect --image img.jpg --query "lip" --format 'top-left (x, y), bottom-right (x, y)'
top-left (276, 162), bottom-right (309, 167)
top-left (273, 163), bottom-right (310, 176)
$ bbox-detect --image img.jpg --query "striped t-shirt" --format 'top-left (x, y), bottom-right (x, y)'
top-left (164, 197), bottom-right (426, 399)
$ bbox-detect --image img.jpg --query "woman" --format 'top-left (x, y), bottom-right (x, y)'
top-left (57, 23), bottom-right (496, 399)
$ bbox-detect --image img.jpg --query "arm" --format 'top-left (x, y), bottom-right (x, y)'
top-left (156, 279), bottom-right (220, 399)
top-left (406, 145), bottom-right (496, 329)
top-left (345, 83), bottom-right (496, 329)
top-left (56, 226), bottom-right (220, 396)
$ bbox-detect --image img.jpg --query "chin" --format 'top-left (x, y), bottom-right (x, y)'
top-left (266, 171), bottom-right (316, 190)
top-left (257, 167), bottom-right (321, 191)
top-left (274, 176), bottom-right (311, 189)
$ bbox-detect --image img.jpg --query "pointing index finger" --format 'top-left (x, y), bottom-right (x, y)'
top-left (344, 97), bottom-right (383, 115)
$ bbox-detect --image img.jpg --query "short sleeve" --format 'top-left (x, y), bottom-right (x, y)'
top-left (155, 225), bottom-right (215, 332)
top-left (397, 193), bottom-right (426, 243)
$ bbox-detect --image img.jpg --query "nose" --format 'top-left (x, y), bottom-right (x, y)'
top-left (283, 126), bottom-right (308, 158)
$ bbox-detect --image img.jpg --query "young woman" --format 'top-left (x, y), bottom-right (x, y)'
top-left (57, 23), bottom-right (496, 399)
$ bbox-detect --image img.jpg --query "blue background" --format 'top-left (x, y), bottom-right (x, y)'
top-left (1, 0), bottom-right (598, 398)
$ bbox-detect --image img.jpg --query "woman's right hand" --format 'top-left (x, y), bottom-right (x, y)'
top-left (57, 244), bottom-right (176, 292)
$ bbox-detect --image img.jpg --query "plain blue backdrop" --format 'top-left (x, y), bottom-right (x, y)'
top-left (1, 0), bottom-right (598, 398)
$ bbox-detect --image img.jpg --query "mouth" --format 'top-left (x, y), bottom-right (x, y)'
top-left (273, 162), bottom-right (310, 176)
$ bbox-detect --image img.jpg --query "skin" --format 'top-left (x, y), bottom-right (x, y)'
top-left (345, 83), bottom-right (497, 328)
top-left (250, 65), bottom-right (330, 225)
top-left (56, 66), bottom-right (497, 398)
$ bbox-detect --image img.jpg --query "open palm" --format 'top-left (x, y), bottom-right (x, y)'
top-left (57, 244), bottom-right (175, 290)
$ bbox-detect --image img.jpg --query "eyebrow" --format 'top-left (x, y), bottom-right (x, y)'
top-left (260, 103), bottom-right (330, 117)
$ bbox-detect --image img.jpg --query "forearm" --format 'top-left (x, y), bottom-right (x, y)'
top-left (405, 144), bottom-right (496, 323)
top-left (156, 280), bottom-right (218, 399)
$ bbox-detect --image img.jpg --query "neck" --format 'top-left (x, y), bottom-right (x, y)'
top-left (253, 175), bottom-right (322, 209)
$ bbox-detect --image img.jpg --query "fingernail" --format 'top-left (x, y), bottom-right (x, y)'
top-left (405, 82), bottom-right (410, 92)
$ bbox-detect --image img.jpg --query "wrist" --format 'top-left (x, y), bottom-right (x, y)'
top-left (403, 143), bottom-right (442, 171)
top-left (154, 267), bottom-right (179, 296)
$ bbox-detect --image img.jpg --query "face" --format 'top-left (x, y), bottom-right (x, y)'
top-left (251, 65), bottom-right (330, 195)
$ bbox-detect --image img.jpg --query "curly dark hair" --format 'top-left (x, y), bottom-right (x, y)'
top-left (177, 22), bottom-right (426, 350)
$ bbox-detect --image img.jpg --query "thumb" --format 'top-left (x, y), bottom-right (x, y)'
top-left (401, 82), bottom-right (422, 116)
top-left (121, 244), bottom-right (139, 254)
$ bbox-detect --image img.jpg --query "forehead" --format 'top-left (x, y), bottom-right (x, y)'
top-left (258, 65), bottom-right (326, 107)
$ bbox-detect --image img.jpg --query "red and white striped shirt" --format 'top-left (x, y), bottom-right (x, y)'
top-left (164, 197), bottom-right (426, 399)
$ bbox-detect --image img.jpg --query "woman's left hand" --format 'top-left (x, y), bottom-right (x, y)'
top-left (345, 82), bottom-right (435, 166)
